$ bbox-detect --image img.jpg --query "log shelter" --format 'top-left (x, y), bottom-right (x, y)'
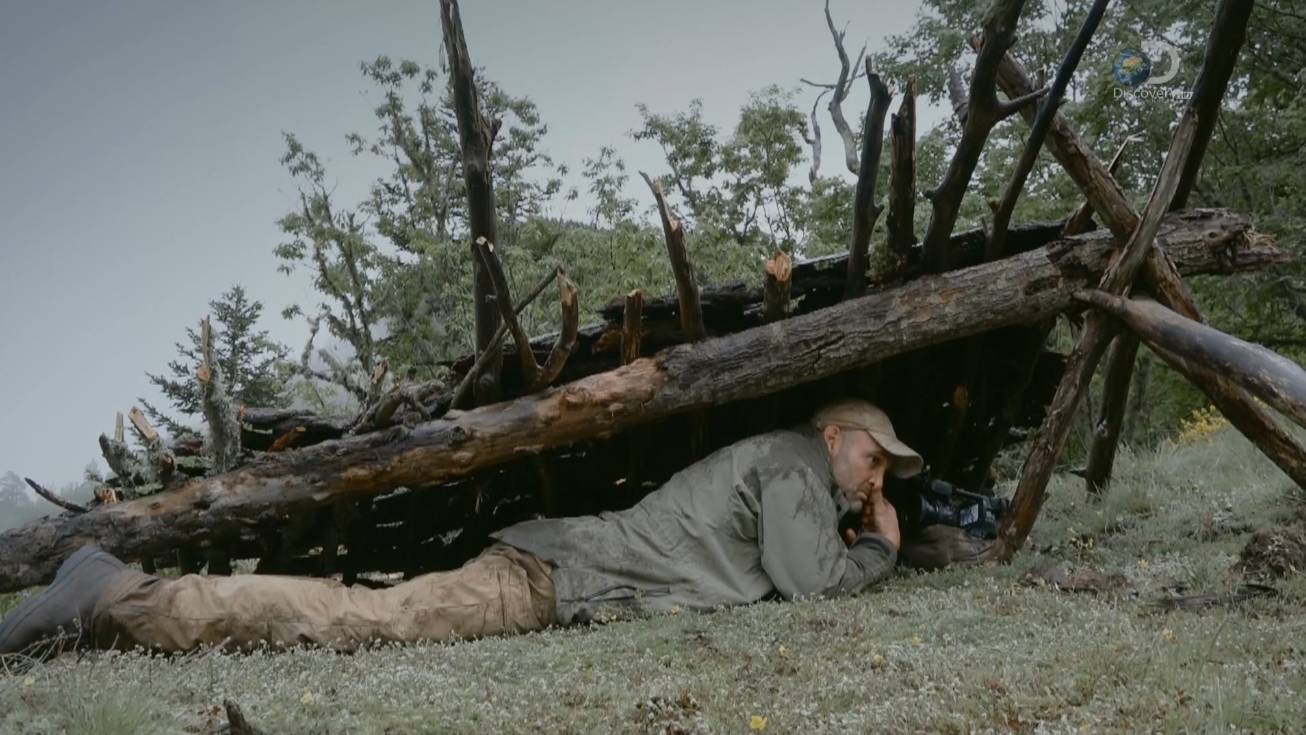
top-left (2, 0), bottom-right (1301, 591)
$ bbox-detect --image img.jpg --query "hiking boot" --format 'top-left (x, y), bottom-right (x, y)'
top-left (898, 525), bottom-right (992, 571)
top-left (0, 544), bottom-right (127, 655)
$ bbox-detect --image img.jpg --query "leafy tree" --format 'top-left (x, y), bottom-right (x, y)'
top-left (632, 87), bottom-right (812, 251)
top-left (581, 145), bottom-right (637, 230)
top-left (141, 285), bottom-right (290, 435)
top-left (276, 56), bottom-right (567, 391)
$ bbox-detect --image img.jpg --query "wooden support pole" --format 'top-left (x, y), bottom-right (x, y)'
top-left (993, 109), bottom-right (1203, 561)
top-left (640, 172), bottom-right (705, 342)
top-left (844, 59), bottom-right (891, 299)
top-left (1063, 136), bottom-right (1137, 235)
top-left (992, 48), bottom-right (1201, 321)
top-left (640, 170), bottom-right (709, 456)
top-left (531, 272), bottom-right (580, 391)
top-left (1149, 342), bottom-right (1306, 488)
top-left (985, 0), bottom-right (1109, 261)
top-left (1083, 333), bottom-right (1142, 494)
top-left (763, 251), bottom-right (792, 323)
top-left (621, 288), bottom-right (647, 495)
top-left (440, 0), bottom-right (502, 406)
top-left (0, 209), bottom-right (1275, 590)
top-left (937, 0), bottom-right (1109, 476)
top-left (884, 79), bottom-right (917, 276)
top-left (474, 236), bottom-right (542, 388)
top-left (621, 289), bottom-right (644, 365)
top-left (976, 136), bottom-right (1134, 488)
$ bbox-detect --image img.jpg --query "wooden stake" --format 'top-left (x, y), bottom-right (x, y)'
top-left (919, 0), bottom-right (1045, 274)
top-left (440, 0), bottom-right (502, 406)
top-left (885, 79), bottom-right (917, 276)
top-left (621, 289), bottom-right (644, 365)
top-left (474, 236), bottom-right (542, 388)
top-left (640, 172), bottom-right (705, 342)
top-left (844, 59), bottom-right (891, 299)
top-left (127, 407), bottom-right (158, 445)
top-left (1083, 334), bottom-right (1141, 494)
top-left (763, 251), bottom-right (792, 323)
top-left (532, 272), bottom-right (580, 390)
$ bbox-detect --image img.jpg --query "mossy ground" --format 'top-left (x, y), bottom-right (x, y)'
top-left (2, 427), bottom-right (1304, 734)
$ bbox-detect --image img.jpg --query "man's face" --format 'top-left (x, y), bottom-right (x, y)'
top-left (823, 426), bottom-right (890, 512)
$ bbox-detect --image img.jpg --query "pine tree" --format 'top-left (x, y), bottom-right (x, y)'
top-left (140, 285), bottom-right (291, 436)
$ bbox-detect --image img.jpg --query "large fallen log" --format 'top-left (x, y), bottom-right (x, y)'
top-left (0, 209), bottom-right (1281, 591)
top-left (234, 218), bottom-right (1080, 454)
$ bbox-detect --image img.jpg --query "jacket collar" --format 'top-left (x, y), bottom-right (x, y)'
top-left (794, 423), bottom-right (837, 491)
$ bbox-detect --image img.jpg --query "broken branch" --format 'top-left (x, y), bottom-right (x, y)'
top-left (24, 478), bottom-right (87, 514)
top-left (531, 272), bottom-right (580, 391)
top-left (475, 236), bottom-right (542, 388)
top-left (640, 171), bottom-right (706, 342)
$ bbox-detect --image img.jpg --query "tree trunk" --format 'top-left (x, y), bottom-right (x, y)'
top-left (440, 0), bottom-right (502, 406)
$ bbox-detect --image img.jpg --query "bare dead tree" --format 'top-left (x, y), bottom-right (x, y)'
top-left (800, 0), bottom-right (870, 175)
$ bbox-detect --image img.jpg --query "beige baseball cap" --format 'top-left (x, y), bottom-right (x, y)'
top-left (811, 398), bottom-right (924, 478)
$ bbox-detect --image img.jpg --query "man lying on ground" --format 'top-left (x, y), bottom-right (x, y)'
top-left (0, 398), bottom-right (987, 656)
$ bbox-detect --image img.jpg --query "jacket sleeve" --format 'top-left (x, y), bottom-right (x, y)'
top-left (757, 467), bottom-right (897, 600)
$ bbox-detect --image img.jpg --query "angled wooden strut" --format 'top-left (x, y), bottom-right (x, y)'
top-left (1076, 292), bottom-right (1306, 431)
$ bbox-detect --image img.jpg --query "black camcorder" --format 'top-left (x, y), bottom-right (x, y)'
top-left (840, 474), bottom-right (1010, 540)
top-left (889, 475), bottom-right (1010, 539)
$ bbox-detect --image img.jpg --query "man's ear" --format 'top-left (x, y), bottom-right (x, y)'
top-left (822, 424), bottom-right (840, 456)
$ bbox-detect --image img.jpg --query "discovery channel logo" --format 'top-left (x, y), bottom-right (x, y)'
top-left (1112, 40), bottom-right (1192, 104)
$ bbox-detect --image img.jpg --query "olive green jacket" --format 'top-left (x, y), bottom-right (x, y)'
top-left (491, 424), bottom-right (897, 624)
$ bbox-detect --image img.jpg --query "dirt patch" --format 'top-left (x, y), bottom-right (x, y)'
top-left (1023, 562), bottom-right (1130, 594)
top-left (1236, 525), bottom-right (1306, 579)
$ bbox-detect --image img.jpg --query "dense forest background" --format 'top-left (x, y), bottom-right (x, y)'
top-left (4, 0), bottom-right (1302, 528)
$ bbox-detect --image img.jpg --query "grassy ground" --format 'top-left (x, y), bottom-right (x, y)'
top-left (2, 426), bottom-right (1304, 734)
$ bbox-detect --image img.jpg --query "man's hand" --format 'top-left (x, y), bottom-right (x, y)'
top-left (841, 485), bottom-right (900, 551)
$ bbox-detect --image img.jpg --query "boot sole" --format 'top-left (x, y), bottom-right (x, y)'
top-left (0, 547), bottom-right (117, 654)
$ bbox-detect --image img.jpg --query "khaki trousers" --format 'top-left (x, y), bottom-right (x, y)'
top-left (90, 542), bottom-right (556, 653)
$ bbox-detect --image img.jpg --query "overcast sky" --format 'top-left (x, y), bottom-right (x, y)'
top-left (0, 0), bottom-right (951, 493)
